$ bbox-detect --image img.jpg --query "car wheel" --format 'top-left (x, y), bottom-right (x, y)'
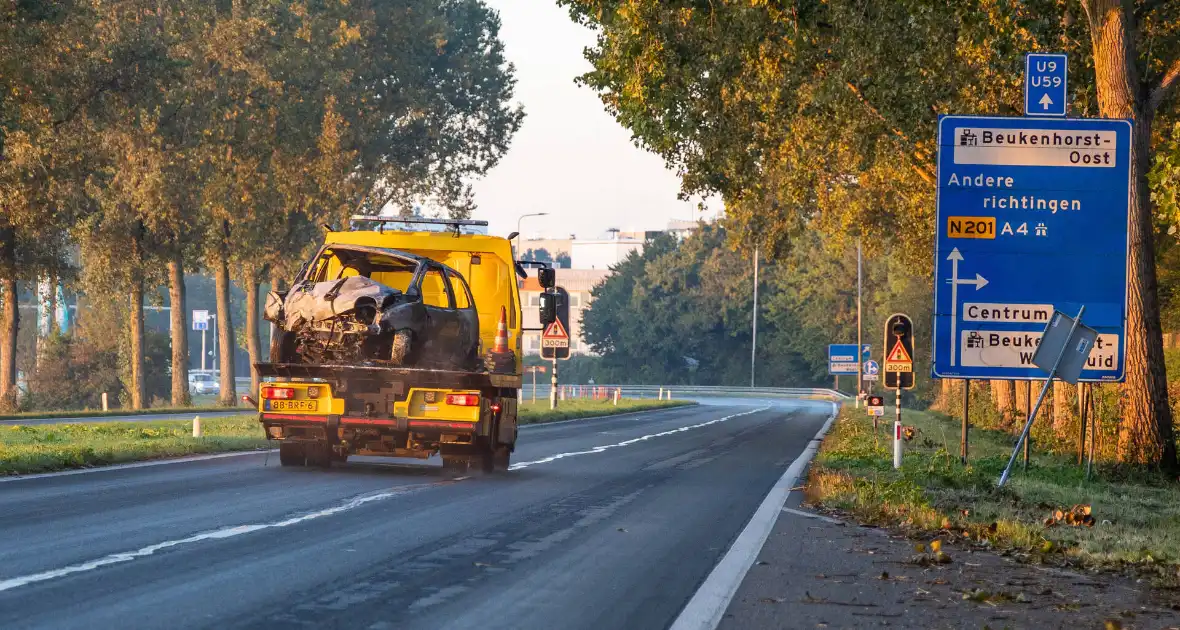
top-left (390, 329), bottom-right (413, 365)
top-left (270, 330), bottom-right (297, 363)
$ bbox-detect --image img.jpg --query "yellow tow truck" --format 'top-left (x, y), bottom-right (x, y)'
top-left (255, 217), bottom-right (556, 473)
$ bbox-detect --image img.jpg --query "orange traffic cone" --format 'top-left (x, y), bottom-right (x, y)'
top-left (493, 306), bottom-right (509, 353)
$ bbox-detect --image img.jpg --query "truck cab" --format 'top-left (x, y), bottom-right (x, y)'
top-left (255, 217), bottom-right (538, 473)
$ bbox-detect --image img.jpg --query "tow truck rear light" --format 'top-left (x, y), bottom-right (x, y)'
top-left (445, 394), bottom-right (480, 407)
top-left (262, 387), bottom-right (295, 400)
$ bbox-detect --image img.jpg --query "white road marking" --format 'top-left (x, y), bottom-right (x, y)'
top-left (0, 405), bottom-right (769, 592)
top-left (669, 401), bottom-right (840, 630)
top-left (508, 407), bottom-right (771, 470)
top-left (781, 506), bottom-right (844, 524)
top-left (0, 483), bottom-right (442, 593)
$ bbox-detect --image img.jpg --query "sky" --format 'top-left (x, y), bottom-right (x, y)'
top-left (469, 0), bottom-right (714, 240)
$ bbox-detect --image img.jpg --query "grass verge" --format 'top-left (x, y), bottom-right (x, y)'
top-left (0, 415), bottom-right (266, 476)
top-left (517, 398), bottom-right (694, 424)
top-left (0, 404), bottom-right (251, 422)
top-left (806, 406), bottom-right (1180, 580)
top-left (0, 399), bottom-right (695, 476)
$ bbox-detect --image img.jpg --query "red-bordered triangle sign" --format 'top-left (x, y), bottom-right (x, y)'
top-left (887, 339), bottom-right (912, 364)
top-left (543, 319), bottom-right (569, 341)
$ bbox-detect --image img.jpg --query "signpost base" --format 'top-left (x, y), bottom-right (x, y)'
top-left (893, 386), bottom-right (902, 469)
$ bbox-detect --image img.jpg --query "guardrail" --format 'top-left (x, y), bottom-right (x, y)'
top-left (519, 384), bottom-right (849, 402)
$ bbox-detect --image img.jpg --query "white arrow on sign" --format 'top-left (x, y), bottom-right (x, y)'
top-left (946, 248), bottom-right (988, 367)
top-left (1039, 93), bottom-right (1054, 110)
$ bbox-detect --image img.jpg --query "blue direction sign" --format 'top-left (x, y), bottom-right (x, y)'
top-left (1025, 53), bottom-right (1068, 117)
top-left (933, 115), bottom-right (1131, 382)
top-left (828, 344), bottom-right (870, 375)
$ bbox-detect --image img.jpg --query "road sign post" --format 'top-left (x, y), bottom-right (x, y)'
top-left (193, 310), bottom-right (209, 372)
top-left (998, 307), bottom-right (1094, 487)
top-left (933, 116), bottom-right (1131, 383)
top-left (1025, 53), bottom-right (1068, 117)
top-left (883, 314), bottom-right (915, 470)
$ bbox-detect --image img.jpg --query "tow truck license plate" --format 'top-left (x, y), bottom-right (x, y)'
top-left (267, 400), bottom-right (318, 412)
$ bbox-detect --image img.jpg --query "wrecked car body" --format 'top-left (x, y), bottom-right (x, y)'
top-left (265, 244), bottom-right (481, 369)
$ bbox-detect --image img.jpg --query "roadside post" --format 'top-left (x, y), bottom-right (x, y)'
top-left (541, 287), bottom-right (571, 410)
top-left (998, 308), bottom-right (1096, 487)
top-left (883, 314), bottom-right (915, 470)
top-left (193, 310), bottom-right (209, 372)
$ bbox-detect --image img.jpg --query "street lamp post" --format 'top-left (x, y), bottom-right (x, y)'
top-left (515, 213), bottom-right (549, 258)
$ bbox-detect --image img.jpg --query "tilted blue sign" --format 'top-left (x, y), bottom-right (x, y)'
top-left (933, 115), bottom-right (1131, 382)
top-left (828, 344), bottom-right (870, 375)
top-left (1025, 53), bottom-right (1068, 117)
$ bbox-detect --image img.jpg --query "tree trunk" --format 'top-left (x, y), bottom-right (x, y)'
top-left (1082, 1), bottom-right (1177, 467)
top-left (244, 272), bottom-right (261, 400)
top-left (269, 269), bottom-right (286, 354)
top-left (129, 280), bottom-right (146, 410)
top-left (0, 275), bottom-right (17, 411)
top-left (1005, 380), bottom-right (1017, 430)
top-left (214, 254), bottom-right (237, 406)
top-left (1053, 382), bottom-right (1077, 441)
top-left (168, 254), bottom-right (191, 407)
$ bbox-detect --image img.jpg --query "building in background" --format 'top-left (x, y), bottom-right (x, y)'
top-left (520, 269), bottom-right (612, 356)
top-left (570, 231), bottom-right (644, 270)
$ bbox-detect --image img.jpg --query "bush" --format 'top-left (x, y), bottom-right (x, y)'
top-left (23, 332), bottom-right (170, 411)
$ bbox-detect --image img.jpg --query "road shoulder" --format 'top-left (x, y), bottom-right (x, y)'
top-left (720, 495), bottom-right (1180, 629)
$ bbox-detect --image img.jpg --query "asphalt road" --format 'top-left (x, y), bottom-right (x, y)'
top-left (0, 398), bottom-right (833, 630)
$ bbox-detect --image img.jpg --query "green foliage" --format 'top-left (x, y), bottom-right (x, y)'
top-left (580, 224), bottom-right (934, 399)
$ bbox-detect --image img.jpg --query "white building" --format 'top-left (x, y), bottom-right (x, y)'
top-left (570, 236), bottom-right (644, 270)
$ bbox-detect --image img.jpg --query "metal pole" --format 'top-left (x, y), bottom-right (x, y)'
top-left (751, 247), bottom-right (759, 388)
top-left (201, 328), bottom-right (206, 372)
top-left (1077, 382), bottom-right (1088, 466)
top-left (893, 385), bottom-right (902, 469)
top-left (856, 239), bottom-right (863, 407)
top-left (549, 358), bottom-right (558, 410)
top-left (961, 379), bottom-right (969, 465)
top-left (532, 368), bottom-right (537, 404)
top-left (998, 306), bottom-right (1086, 487)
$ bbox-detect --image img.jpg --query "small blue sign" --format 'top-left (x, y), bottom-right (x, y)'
top-left (193, 321), bottom-right (208, 332)
top-left (933, 115), bottom-right (1131, 382)
top-left (1025, 53), bottom-right (1068, 117)
top-left (828, 344), bottom-right (871, 375)
top-left (865, 360), bottom-right (879, 376)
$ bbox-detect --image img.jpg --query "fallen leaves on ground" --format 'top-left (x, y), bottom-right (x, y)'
top-left (1044, 505), bottom-right (1095, 528)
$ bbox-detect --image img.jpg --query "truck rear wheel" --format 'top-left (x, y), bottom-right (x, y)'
top-left (493, 447), bottom-right (511, 472)
top-left (305, 443), bottom-right (333, 468)
top-left (279, 442), bottom-right (305, 467)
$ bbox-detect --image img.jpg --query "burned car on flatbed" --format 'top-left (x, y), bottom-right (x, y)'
top-left (265, 244), bottom-right (480, 370)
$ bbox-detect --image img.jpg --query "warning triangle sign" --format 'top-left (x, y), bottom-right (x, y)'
top-left (543, 319), bottom-right (569, 340)
top-left (886, 340), bottom-right (912, 364)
